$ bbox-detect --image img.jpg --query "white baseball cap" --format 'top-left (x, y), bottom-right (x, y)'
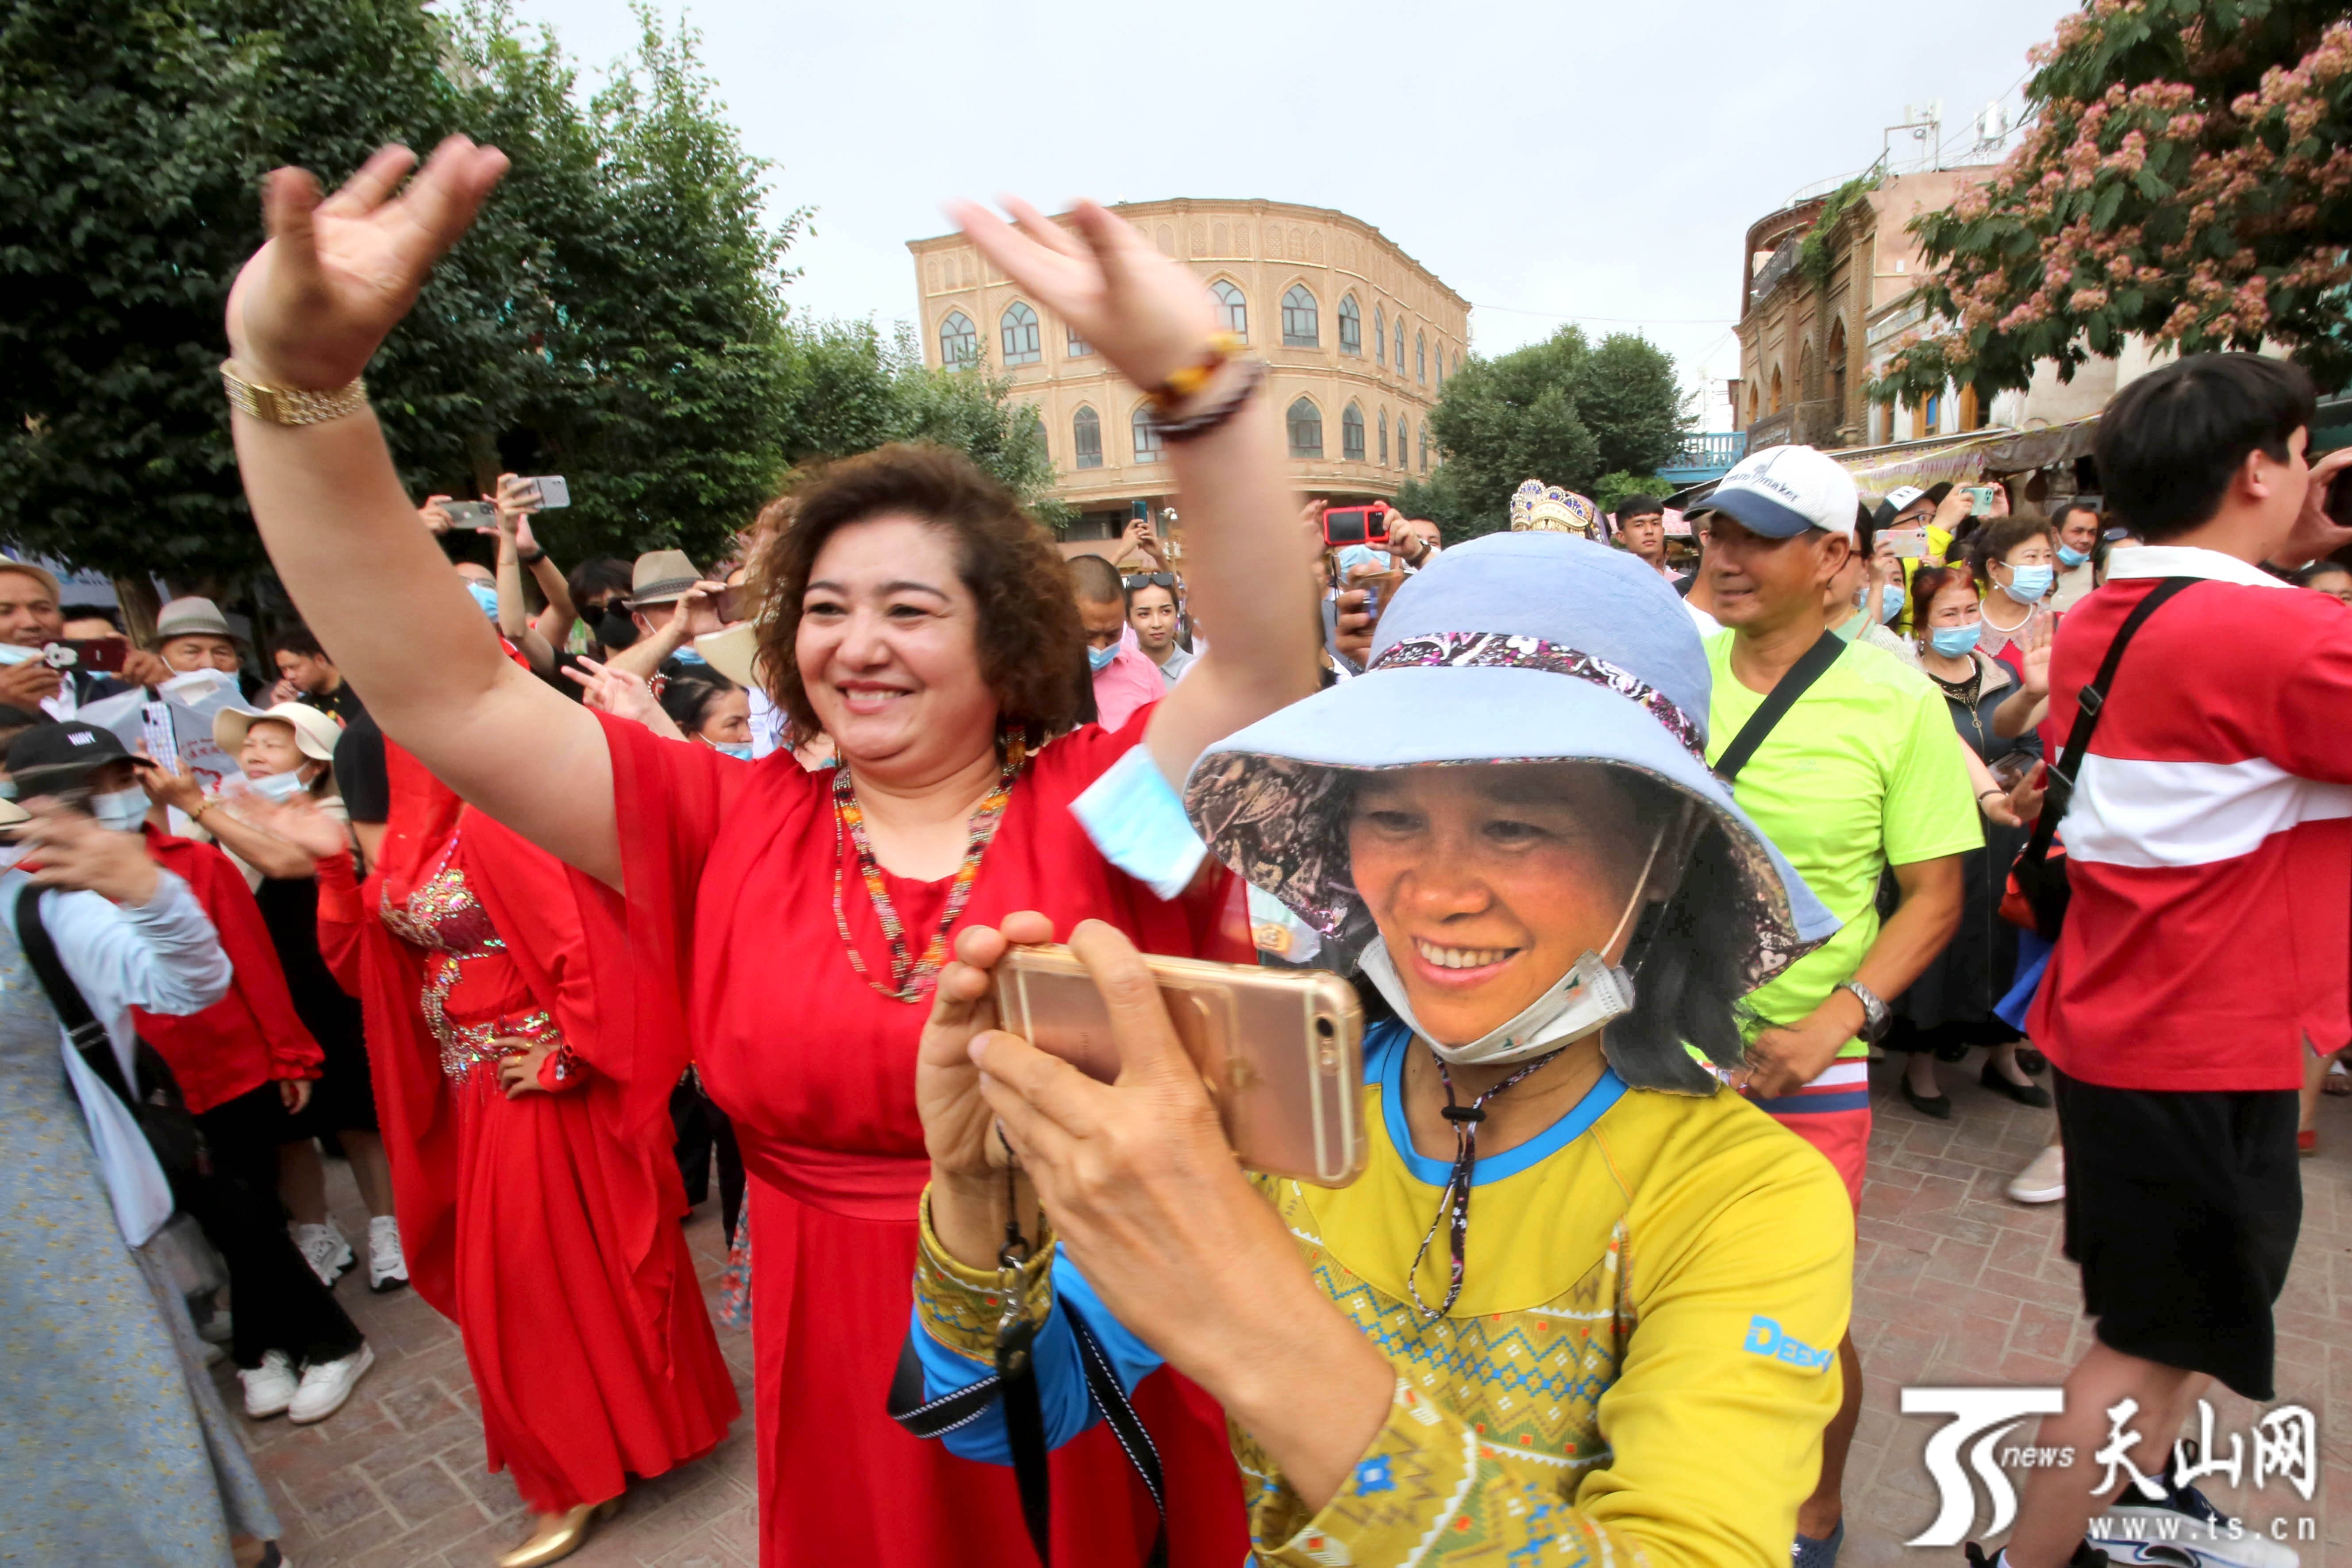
top-left (1688, 445), bottom-right (1860, 539)
top-left (1880, 485), bottom-right (1928, 515)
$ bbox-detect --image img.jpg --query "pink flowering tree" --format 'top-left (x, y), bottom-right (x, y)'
top-left (1879, 0), bottom-right (2352, 404)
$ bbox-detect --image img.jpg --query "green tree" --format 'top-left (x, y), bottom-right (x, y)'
top-left (0, 0), bottom-right (803, 597)
top-left (770, 320), bottom-right (1064, 526)
top-left (1590, 470), bottom-right (1672, 517)
top-left (1420, 326), bottom-right (1689, 536)
top-left (1881, 0), bottom-right (2352, 403)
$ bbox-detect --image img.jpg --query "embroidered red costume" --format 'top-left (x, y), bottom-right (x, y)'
top-left (318, 744), bottom-right (737, 1510)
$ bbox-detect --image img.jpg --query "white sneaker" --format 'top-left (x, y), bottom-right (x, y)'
top-left (2006, 1144), bottom-right (2065, 1204)
top-left (287, 1343), bottom-right (374, 1425)
top-left (240, 1349), bottom-right (298, 1418)
top-left (366, 1215), bottom-right (409, 1293)
top-left (196, 1304), bottom-right (233, 1344)
top-left (291, 1221), bottom-right (354, 1287)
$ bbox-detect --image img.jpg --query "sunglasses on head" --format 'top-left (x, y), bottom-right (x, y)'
top-left (1124, 572), bottom-right (1176, 590)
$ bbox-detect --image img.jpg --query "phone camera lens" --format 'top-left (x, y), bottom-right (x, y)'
top-left (1314, 1016), bottom-right (1335, 1039)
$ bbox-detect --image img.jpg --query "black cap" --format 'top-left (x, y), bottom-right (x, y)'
top-left (7, 720), bottom-right (131, 789)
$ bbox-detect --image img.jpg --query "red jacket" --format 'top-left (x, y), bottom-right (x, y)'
top-left (133, 824), bottom-right (323, 1114)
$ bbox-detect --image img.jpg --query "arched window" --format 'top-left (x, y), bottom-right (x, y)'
top-left (1374, 306), bottom-right (1387, 366)
top-left (1067, 324), bottom-right (1093, 358)
top-left (1390, 314), bottom-right (1407, 372)
top-left (1769, 366), bottom-right (1785, 413)
top-left (939, 311), bottom-right (978, 369)
top-left (1416, 331), bottom-right (1427, 383)
top-left (1378, 408), bottom-right (1390, 465)
top-left (1072, 406), bottom-right (1103, 470)
top-left (1342, 402), bottom-right (1366, 461)
top-left (1395, 415), bottom-right (1409, 468)
top-left (1419, 423), bottom-right (1430, 472)
top-left (1282, 285), bottom-right (1319, 347)
top-left (1338, 295), bottom-right (1362, 356)
top-left (1453, 351), bottom-right (1461, 379)
top-left (1211, 281), bottom-right (1247, 341)
top-left (1826, 320), bottom-right (1848, 423)
top-left (1286, 397), bottom-right (1324, 458)
top-left (1133, 405), bottom-right (1164, 464)
top-left (1000, 302), bottom-right (1040, 366)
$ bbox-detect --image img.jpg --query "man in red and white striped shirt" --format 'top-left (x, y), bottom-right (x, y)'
top-left (1987, 354), bottom-right (2352, 1568)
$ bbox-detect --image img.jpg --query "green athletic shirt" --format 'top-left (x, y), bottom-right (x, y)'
top-left (1704, 631), bottom-right (1981, 1058)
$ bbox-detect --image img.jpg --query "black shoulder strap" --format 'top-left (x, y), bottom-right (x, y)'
top-left (2020, 575), bottom-right (2199, 867)
top-left (889, 1311), bottom-right (1167, 1568)
top-left (1714, 630), bottom-right (1846, 786)
top-left (14, 882), bottom-right (135, 1109)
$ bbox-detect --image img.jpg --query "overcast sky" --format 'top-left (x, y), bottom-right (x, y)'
top-left (508, 0), bottom-right (2076, 429)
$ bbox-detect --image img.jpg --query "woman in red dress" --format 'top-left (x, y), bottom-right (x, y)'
top-left (226, 138), bottom-right (1318, 1564)
top-left (314, 741), bottom-right (739, 1566)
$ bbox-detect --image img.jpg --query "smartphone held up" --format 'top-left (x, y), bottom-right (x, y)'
top-left (992, 943), bottom-right (1366, 1187)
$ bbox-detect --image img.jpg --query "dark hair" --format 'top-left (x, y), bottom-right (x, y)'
top-left (1067, 553), bottom-right (1123, 605)
top-left (568, 557), bottom-right (633, 613)
top-left (1617, 494), bottom-right (1665, 523)
top-left (2096, 353), bottom-right (2316, 542)
top-left (1909, 562), bottom-right (1975, 635)
top-left (1853, 503), bottom-right (1879, 558)
top-left (269, 624), bottom-right (326, 661)
top-left (1967, 514), bottom-right (2058, 580)
top-left (658, 669), bottom-right (742, 737)
top-left (1609, 776), bottom-right (1760, 1086)
top-left (751, 443), bottom-right (1084, 745)
top-left (2293, 559), bottom-right (2352, 587)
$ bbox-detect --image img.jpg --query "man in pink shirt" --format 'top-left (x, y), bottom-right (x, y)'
top-left (1070, 554), bottom-right (1163, 731)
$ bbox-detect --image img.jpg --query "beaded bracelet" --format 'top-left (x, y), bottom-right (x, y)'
top-left (1145, 332), bottom-right (1245, 413)
top-left (1153, 358), bottom-right (1267, 445)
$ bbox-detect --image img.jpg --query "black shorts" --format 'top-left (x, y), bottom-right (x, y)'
top-left (2052, 1068), bottom-right (2300, 1400)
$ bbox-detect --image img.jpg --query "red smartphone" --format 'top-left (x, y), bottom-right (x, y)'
top-left (64, 637), bottom-right (127, 673)
top-left (1321, 503), bottom-right (1392, 549)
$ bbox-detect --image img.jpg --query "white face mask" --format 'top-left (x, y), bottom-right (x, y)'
top-left (245, 770), bottom-right (308, 804)
top-left (1354, 821), bottom-right (1672, 1067)
top-left (0, 642), bottom-right (42, 666)
top-left (89, 786), bottom-right (150, 833)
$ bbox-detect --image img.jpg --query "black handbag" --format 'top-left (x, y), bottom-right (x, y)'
top-left (16, 882), bottom-right (206, 1201)
top-left (2004, 577), bottom-right (2196, 940)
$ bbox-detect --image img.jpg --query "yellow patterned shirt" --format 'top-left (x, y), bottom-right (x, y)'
top-left (911, 1020), bottom-right (1852, 1566)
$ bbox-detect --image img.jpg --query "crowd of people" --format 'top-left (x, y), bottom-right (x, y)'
top-left (2, 132), bottom-right (2347, 1568)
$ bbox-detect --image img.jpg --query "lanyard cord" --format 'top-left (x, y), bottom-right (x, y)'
top-left (1404, 1048), bottom-right (1562, 1323)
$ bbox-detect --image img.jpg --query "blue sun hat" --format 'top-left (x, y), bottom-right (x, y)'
top-left (1182, 531), bottom-right (1837, 1071)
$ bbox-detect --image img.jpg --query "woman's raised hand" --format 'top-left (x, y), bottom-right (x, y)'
top-left (947, 197), bottom-right (1215, 394)
top-left (226, 137), bottom-right (510, 391)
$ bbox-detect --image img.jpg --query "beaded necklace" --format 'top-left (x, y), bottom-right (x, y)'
top-left (831, 729), bottom-right (1025, 1004)
top-left (1405, 1047), bottom-right (1563, 1323)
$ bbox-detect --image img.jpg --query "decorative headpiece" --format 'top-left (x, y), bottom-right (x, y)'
top-left (1509, 480), bottom-right (1602, 539)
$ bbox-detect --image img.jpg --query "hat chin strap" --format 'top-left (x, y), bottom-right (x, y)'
top-left (1357, 823), bottom-right (1668, 1068)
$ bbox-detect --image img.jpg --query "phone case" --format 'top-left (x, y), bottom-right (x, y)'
top-left (993, 944), bottom-right (1367, 1186)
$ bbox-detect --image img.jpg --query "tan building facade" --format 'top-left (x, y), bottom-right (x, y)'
top-left (908, 199), bottom-right (1469, 538)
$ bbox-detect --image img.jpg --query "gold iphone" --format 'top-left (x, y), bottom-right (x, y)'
top-left (992, 944), bottom-right (1367, 1187)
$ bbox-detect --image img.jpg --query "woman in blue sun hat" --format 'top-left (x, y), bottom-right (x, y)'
top-left (905, 532), bottom-right (1853, 1566)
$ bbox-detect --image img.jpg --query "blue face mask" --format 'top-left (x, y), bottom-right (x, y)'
top-left (712, 741), bottom-right (754, 761)
top-left (466, 582), bottom-right (500, 622)
top-left (2056, 543), bottom-right (2090, 568)
top-left (1930, 623), bottom-right (1983, 658)
top-left (1087, 643), bottom-right (1117, 673)
top-left (1878, 582), bottom-right (1905, 624)
top-left (2002, 563), bottom-right (2055, 604)
top-left (669, 646), bottom-right (708, 667)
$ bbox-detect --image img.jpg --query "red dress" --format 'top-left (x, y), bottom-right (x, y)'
top-left (318, 747), bottom-right (739, 1512)
top-left (577, 708), bottom-right (1252, 1567)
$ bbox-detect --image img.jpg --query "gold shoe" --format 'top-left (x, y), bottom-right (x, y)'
top-left (495, 1497), bottom-right (621, 1568)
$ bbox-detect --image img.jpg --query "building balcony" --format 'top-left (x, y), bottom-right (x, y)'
top-left (1657, 431), bottom-right (1748, 487)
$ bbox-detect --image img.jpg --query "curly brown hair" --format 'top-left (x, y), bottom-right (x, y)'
top-left (750, 443), bottom-right (1085, 745)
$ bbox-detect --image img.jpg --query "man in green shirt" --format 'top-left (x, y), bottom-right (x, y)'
top-left (1688, 443), bottom-right (1978, 1568)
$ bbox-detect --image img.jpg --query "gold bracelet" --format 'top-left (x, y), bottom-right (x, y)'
top-left (1146, 332), bottom-right (1244, 413)
top-left (219, 360), bottom-right (368, 427)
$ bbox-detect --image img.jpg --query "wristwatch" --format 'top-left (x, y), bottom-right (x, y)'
top-left (1837, 979), bottom-right (1892, 1043)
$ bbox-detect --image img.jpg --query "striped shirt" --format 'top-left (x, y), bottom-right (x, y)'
top-left (2028, 546), bottom-right (2352, 1091)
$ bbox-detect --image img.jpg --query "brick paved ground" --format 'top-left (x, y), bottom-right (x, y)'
top-left (231, 1047), bottom-right (2348, 1567)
